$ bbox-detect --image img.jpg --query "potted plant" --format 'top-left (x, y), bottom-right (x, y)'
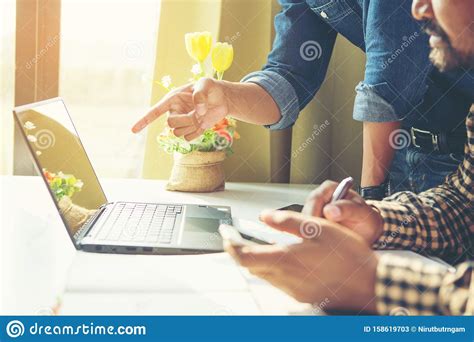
top-left (156, 32), bottom-right (239, 192)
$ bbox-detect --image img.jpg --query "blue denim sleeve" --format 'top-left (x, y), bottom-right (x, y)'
top-left (241, 0), bottom-right (337, 130)
top-left (241, 71), bottom-right (300, 130)
top-left (353, 0), bottom-right (432, 122)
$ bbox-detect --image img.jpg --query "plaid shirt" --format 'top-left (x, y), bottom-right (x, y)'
top-left (369, 112), bottom-right (474, 315)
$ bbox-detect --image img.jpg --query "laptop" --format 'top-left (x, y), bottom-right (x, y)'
top-left (13, 97), bottom-right (232, 255)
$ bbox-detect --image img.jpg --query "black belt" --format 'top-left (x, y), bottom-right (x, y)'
top-left (410, 127), bottom-right (466, 154)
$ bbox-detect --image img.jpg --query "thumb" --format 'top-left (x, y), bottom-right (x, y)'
top-left (192, 78), bottom-right (213, 116)
top-left (323, 200), bottom-right (374, 223)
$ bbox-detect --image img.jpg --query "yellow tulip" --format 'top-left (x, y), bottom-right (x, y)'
top-left (185, 32), bottom-right (212, 63)
top-left (211, 42), bottom-right (234, 77)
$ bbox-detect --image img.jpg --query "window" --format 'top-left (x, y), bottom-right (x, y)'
top-left (59, 0), bottom-right (160, 178)
top-left (0, 0), bottom-right (15, 175)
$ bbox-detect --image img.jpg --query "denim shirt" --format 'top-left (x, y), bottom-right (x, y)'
top-left (242, 0), bottom-right (474, 131)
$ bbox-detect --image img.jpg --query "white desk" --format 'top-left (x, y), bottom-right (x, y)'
top-left (0, 176), bottom-right (315, 315)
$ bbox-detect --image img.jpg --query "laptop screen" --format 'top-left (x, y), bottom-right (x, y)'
top-left (14, 98), bottom-right (107, 239)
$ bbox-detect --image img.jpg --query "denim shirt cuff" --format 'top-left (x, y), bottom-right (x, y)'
top-left (241, 70), bottom-right (300, 130)
top-left (353, 82), bottom-right (400, 122)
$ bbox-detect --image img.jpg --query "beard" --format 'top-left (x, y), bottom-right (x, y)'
top-left (424, 21), bottom-right (474, 72)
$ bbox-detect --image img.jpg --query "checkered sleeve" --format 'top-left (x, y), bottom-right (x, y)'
top-left (376, 254), bottom-right (474, 315)
top-left (369, 113), bottom-right (474, 263)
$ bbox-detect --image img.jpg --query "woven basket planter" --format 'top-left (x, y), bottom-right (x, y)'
top-left (166, 150), bottom-right (226, 192)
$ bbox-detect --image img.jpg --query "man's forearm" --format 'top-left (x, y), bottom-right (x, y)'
top-left (376, 254), bottom-right (474, 315)
top-left (361, 121), bottom-right (401, 187)
top-left (221, 80), bottom-right (281, 126)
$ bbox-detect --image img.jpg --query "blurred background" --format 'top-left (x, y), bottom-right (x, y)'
top-left (0, 0), bottom-right (365, 185)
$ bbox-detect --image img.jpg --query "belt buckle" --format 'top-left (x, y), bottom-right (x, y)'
top-left (410, 127), bottom-right (440, 152)
top-left (432, 134), bottom-right (440, 152)
top-left (410, 127), bottom-right (420, 148)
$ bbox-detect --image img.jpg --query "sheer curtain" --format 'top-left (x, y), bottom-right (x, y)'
top-left (0, 0), bottom-right (16, 176)
top-left (59, 0), bottom-right (160, 178)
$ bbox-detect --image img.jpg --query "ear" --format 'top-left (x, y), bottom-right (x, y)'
top-left (412, 0), bottom-right (434, 21)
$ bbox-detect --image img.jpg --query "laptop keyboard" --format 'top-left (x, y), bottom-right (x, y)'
top-left (97, 203), bottom-right (182, 244)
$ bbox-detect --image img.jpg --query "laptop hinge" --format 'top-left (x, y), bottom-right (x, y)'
top-left (73, 203), bottom-right (108, 246)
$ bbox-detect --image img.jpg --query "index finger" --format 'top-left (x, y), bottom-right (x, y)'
top-left (259, 210), bottom-right (310, 237)
top-left (303, 181), bottom-right (360, 217)
top-left (260, 210), bottom-right (349, 242)
top-left (131, 99), bottom-right (171, 133)
top-left (132, 83), bottom-right (193, 133)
